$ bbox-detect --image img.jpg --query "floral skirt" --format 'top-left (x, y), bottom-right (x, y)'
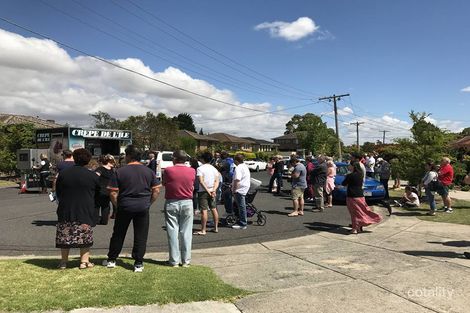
top-left (55, 222), bottom-right (93, 248)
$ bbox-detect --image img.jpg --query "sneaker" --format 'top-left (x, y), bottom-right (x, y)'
top-left (182, 263), bottom-right (190, 268)
top-left (102, 260), bottom-right (116, 268)
top-left (134, 264), bottom-right (144, 272)
top-left (426, 211), bottom-right (436, 216)
top-left (444, 208), bottom-right (453, 213)
top-left (232, 224), bottom-right (247, 230)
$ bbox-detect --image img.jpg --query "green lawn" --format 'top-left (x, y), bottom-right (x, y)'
top-left (388, 189), bottom-right (470, 225)
top-left (0, 180), bottom-right (17, 188)
top-left (0, 258), bottom-right (248, 312)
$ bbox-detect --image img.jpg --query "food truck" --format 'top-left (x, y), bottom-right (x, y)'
top-left (34, 127), bottom-right (132, 164)
top-left (17, 127), bottom-right (132, 192)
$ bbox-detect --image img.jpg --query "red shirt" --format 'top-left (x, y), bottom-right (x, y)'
top-left (163, 164), bottom-right (196, 200)
top-left (438, 164), bottom-right (454, 186)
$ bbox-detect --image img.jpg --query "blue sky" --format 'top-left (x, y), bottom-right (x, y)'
top-left (0, 0), bottom-right (469, 144)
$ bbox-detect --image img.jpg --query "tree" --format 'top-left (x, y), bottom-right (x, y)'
top-left (120, 112), bottom-right (179, 151)
top-left (89, 111), bottom-right (121, 129)
top-left (179, 137), bottom-right (197, 153)
top-left (386, 111), bottom-right (450, 185)
top-left (0, 123), bottom-right (35, 173)
top-left (172, 113), bottom-right (196, 132)
top-left (284, 113), bottom-right (339, 156)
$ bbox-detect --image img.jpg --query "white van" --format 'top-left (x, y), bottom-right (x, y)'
top-left (154, 151), bottom-right (193, 179)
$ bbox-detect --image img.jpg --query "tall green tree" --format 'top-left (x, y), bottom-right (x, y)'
top-left (172, 113), bottom-right (196, 132)
top-left (89, 111), bottom-right (122, 129)
top-left (285, 113), bottom-right (339, 156)
top-left (0, 123), bottom-right (35, 173)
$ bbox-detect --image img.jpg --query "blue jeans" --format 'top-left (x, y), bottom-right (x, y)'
top-left (425, 187), bottom-right (436, 211)
top-left (234, 192), bottom-right (247, 227)
top-left (164, 199), bottom-right (193, 265)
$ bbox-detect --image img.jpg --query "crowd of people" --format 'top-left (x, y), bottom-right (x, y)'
top-left (50, 146), bottom-right (470, 270)
top-left (52, 146), bottom-right (252, 271)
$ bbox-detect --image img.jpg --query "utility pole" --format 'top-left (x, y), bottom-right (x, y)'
top-left (380, 130), bottom-right (390, 144)
top-left (319, 93), bottom-right (350, 161)
top-left (350, 121), bottom-right (364, 150)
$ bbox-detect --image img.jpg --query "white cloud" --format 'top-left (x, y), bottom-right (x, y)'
top-left (254, 17), bottom-right (319, 41)
top-left (461, 86), bottom-right (470, 92)
top-left (0, 28), bottom-right (290, 140)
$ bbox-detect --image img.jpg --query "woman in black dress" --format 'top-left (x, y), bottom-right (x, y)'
top-left (95, 154), bottom-right (116, 225)
top-left (55, 148), bottom-right (100, 269)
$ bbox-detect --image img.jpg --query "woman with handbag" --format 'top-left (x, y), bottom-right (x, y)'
top-left (421, 162), bottom-right (438, 216)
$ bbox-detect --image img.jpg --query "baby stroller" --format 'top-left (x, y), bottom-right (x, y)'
top-left (226, 178), bottom-right (267, 226)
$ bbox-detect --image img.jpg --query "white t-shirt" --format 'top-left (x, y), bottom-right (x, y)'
top-left (366, 156), bottom-right (375, 173)
top-left (197, 163), bottom-right (219, 192)
top-left (407, 192), bottom-right (420, 206)
top-left (233, 163), bottom-right (251, 195)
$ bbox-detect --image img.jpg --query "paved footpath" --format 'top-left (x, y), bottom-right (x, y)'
top-left (41, 201), bottom-right (470, 313)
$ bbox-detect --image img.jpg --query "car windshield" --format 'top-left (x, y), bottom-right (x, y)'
top-left (162, 153), bottom-right (173, 161)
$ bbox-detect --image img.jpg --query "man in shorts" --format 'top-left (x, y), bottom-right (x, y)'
top-left (288, 157), bottom-right (307, 216)
top-left (194, 151), bottom-right (220, 235)
top-left (437, 157), bottom-right (454, 213)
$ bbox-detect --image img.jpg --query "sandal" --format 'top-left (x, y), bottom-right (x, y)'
top-left (79, 262), bottom-right (94, 270)
top-left (210, 229), bottom-right (219, 233)
top-left (349, 229), bottom-right (358, 235)
top-left (58, 261), bottom-right (67, 270)
top-left (288, 212), bottom-right (299, 217)
top-left (298, 211), bottom-right (304, 216)
top-left (193, 231), bottom-right (206, 236)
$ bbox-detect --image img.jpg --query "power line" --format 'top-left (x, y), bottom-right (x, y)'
top-left (0, 16), bottom-right (286, 115)
top-left (117, 0), bottom-right (320, 98)
top-left (43, 0), bottom-right (309, 101)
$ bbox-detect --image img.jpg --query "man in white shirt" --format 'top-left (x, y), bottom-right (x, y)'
top-left (194, 151), bottom-right (220, 235)
top-left (232, 154), bottom-right (251, 230)
top-left (365, 154), bottom-right (375, 178)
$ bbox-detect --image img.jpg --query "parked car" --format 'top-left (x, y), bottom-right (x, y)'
top-left (332, 162), bottom-right (385, 202)
top-left (244, 158), bottom-right (267, 172)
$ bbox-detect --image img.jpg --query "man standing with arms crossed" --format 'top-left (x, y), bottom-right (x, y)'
top-left (232, 154), bottom-right (251, 230)
top-left (163, 150), bottom-right (195, 267)
top-left (103, 145), bottom-right (161, 272)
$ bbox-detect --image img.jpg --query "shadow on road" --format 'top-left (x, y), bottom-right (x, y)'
top-left (428, 240), bottom-right (470, 247)
top-left (402, 250), bottom-right (467, 259)
top-left (31, 220), bottom-right (57, 226)
top-left (303, 222), bottom-right (350, 235)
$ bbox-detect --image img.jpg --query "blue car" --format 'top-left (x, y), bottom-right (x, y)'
top-left (332, 162), bottom-right (385, 202)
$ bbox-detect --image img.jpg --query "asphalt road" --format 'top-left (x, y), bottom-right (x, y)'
top-left (0, 172), bottom-right (354, 257)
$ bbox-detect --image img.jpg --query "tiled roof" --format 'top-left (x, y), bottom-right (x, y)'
top-left (208, 133), bottom-right (256, 144)
top-left (272, 132), bottom-right (302, 140)
top-left (0, 113), bottom-right (63, 128)
top-left (178, 130), bottom-right (219, 141)
top-left (242, 137), bottom-right (279, 146)
top-left (452, 136), bottom-right (470, 148)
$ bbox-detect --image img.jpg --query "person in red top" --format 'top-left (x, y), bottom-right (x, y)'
top-left (438, 157), bottom-right (454, 213)
top-left (162, 150), bottom-right (196, 267)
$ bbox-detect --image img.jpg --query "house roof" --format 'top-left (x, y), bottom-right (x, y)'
top-left (0, 113), bottom-right (63, 128)
top-left (272, 132), bottom-right (299, 140)
top-left (178, 130), bottom-right (219, 142)
top-left (242, 137), bottom-right (279, 146)
top-left (208, 133), bottom-right (255, 144)
top-left (451, 136), bottom-right (470, 148)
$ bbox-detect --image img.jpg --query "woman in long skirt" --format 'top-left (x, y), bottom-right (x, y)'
top-left (342, 161), bottom-right (382, 234)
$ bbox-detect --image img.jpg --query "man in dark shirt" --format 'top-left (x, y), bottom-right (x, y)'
top-left (103, 145), bottom-right (161, 272)
top-left (218, 151), bottom-right (234, 215)
top-left (268, 156), bottom-right (284, 195)
top-left (147, 152), bottom-right (157, 174)
top-left (311, 156), bottom-right (327, 211)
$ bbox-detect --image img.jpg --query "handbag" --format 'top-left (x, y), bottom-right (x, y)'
top-left (428, 180), bottom-right (441, 192)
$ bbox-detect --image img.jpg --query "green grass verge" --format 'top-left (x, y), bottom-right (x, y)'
top-left (0, 258), bottom-right (248, 312)
top-left (388, 189), bottom-right (470, 225)
top-left (0, 180), bottom-right (17, 188)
